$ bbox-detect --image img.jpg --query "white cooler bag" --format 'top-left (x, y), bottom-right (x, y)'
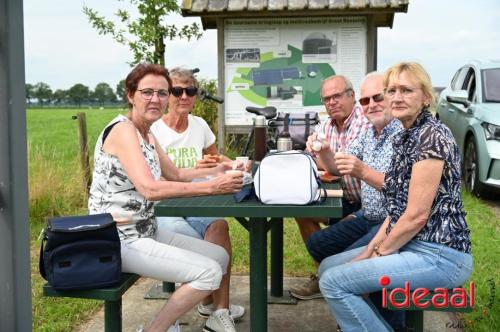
top-left (254, 150), bottom-right (324, 205)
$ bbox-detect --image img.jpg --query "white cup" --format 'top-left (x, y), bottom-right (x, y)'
top-left (225, 170), bottom-right (243, 175)
top-left (235, 156), bottom-right (250, 170)
top-left (335, 151), bottom-right (347, 158)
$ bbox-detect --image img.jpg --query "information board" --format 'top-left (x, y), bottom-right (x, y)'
top-left (224, 17), bottom-right (367, 126)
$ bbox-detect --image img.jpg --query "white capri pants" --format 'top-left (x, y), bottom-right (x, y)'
top-left (121, 227), bottom-right (229, 291)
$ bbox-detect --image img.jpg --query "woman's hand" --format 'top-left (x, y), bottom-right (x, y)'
top-left (210, 172), bottom-right (243, 194)
top-left (196, 154), bottom-right (221, 169)
top-left (351, 246), bottom-right (374, 262)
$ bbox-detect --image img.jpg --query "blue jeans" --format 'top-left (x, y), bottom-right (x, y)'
top-left (156, 216), bottom-right (221, 239)
top-left (328, 198), bottom-right (361, 225)
top-left (318, 240), bottom-right (473, 332)
top-left (306, 210), bottom-right (382, 263)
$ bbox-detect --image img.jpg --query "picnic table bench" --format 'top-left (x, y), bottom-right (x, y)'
top-left (387, 289), bottom-right (473, 332)
top-left (43, 273), bottom-right (140, 332)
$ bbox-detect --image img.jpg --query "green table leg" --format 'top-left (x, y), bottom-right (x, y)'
top-left (406, 311), bottom-right (424, 332)
top-left (249, 217), bottom-right (268, 332)
top-left (144, 281), bottom-right (175, 299)
top-left (269, 218), bottom-right (297, 305)
top-left (104, 299), bottom-right (121, 332)
top-left (270, 217), bottom-right (283, 297)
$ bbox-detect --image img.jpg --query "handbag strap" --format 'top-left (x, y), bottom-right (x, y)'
top-left (39, 235), bottom-right (47, 279)
top-left (313, 175), bottom-right (327, 204)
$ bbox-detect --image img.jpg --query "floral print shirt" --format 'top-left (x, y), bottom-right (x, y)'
top-left (88, 115), bottom-right (161, 240)
top-left (382, 110), bottom-right (471, 253)
top-left (347, 119), bottom-right (403, 221)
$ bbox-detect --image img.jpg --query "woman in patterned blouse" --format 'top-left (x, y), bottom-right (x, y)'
top-left (88, 63), bottom-right (243, 332)
top-left (318, 62), bottom-right (472, 332)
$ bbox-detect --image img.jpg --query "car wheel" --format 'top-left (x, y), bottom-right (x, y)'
top-left (463, 137), bottom-right (486, 197)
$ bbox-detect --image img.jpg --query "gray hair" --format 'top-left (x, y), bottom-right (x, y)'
top-left (361, 71), bottom-right (384, 86)
top-left (168, 67), bottom-right (199, 87)
top-left (321, 75), bottom-right (354, 97)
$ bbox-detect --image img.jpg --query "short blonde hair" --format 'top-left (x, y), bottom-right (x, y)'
top-left (383, 62), bottom-right (435, 108)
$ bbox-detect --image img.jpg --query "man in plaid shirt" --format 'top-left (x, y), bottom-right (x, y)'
top-left (290, 75), bottom-right (371, 300)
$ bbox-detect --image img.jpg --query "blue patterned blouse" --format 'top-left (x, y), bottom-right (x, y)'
top-left (347, 119), bottom-right (403, 222)
top-left (382, 109), bottom-right (471, 253)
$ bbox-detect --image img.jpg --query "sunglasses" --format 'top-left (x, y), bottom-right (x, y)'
top-left (359, 93), bottom-right (384, 106)
top-left (170, 86), bottom-right (198, 97)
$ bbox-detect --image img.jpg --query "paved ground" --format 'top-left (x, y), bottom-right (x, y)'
top-left (76, 275), bottom-right (464, 332)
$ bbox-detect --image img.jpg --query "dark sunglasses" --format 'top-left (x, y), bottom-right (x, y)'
top-left (359, 93), bottom-right (384, 106)
top-left (170, 86), bottom-right (198, 97)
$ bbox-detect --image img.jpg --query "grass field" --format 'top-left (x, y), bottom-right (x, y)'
top-left (28, 108), bottom-right (498, 331)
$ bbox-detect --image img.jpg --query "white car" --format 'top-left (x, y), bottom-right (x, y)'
top-left (436, 60), bottom-right (500, 197)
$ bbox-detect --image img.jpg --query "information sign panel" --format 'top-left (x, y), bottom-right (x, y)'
top-left (224, 17), bottom-right (367, 126)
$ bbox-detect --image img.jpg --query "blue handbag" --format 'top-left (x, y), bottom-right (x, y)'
top-left (39, 213), bottom-right (121, 290)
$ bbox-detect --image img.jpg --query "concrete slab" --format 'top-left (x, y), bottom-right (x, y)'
top-left (76, 275), bottom-right (461, 332)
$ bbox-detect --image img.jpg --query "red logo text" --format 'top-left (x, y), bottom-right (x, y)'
top-left (379, 275), bottom-right (474, 309)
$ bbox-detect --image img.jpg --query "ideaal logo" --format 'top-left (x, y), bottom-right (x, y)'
top-left (379, 275), bottom-right (474, 309)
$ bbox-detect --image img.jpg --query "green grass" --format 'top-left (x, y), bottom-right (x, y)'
top-left (460, 193), bottom-right (500, 331)
top-left (28, 108), bottom-right (126, 332)
top-left (28, 108), bottom-right (499, 331)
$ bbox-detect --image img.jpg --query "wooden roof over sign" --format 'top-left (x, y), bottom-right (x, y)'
top-left (181, 0), bottom-right (409, 29)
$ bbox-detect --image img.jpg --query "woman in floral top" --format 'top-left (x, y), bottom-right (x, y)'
top-left (88, 63), bottom-right (243, 332)
top-left (318, 62), bottom-right (472, 332)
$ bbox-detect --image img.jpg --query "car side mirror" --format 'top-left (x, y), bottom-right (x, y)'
top-left (446, 90), bottom-right (470, 108)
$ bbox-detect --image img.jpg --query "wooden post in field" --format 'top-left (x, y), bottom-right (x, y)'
top-left (72, 112), bottom-right (91, 195)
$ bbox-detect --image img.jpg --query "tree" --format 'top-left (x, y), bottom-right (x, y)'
top-left (192, 79), bottom-right (219, 136)
top-left (68, 84), bottom-right (90, 108)
top-left (116, 79), bottom-right (127, 105)
top-left (26, 83), bottom-right (34, 106)
top-left (83, 0), bottom-right (202, 66)
top-left (93, 82), bottom-right (117, 107)
top-left (33, 82), bottom-right (52, 107)
top-left (52, 89), bottom-right (68, 105)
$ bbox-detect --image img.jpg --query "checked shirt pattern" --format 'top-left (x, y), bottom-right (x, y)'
top-left (315, 104), bottom-right (371, 203)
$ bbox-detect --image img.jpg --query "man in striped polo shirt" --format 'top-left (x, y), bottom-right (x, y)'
top-left (291, 75), bottom-right (371, 300)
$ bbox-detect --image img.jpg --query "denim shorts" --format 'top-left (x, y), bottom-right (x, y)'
top-left (156, 216), bottom-right (221, 239)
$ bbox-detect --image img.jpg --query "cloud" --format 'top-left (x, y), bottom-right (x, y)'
top-left (378, 0), bottom-right (500, 86)
top-left (23, 0), bottom-right (500, 90)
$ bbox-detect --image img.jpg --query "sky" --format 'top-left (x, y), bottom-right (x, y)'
top-left (23, 0), bottom-right (500, 91)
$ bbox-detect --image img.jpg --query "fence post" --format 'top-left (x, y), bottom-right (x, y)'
top-left (72, 112), bottom-right (91, 195)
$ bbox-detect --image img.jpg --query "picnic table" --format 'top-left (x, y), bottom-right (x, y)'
top-left (155, 183), bottom-right (342, 332)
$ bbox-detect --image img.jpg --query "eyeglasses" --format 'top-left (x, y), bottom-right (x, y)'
top-left (170, 86), bottom-right (198, 97)
top-left (321, 89), bottom-right (352, 104)
top-left (384, 86), bottom-right (419, 98)
top-left (138, 88), bottom-right (169, 100)
top-left (359, 93), bottom-right (384, 106)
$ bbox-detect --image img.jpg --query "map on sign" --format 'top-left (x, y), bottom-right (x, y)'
top-left (227, 45), bottom-right (335, 108)
top-left (223, 17), bottom-right (367, 126)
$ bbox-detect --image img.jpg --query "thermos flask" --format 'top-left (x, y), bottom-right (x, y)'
top-left (277, 113), bottom-right (293, 151)
top-left (254, 115), bottom-right (267, 162)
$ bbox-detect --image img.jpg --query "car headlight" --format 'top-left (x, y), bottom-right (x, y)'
top-left (482, 122), bottom-right (500, 140)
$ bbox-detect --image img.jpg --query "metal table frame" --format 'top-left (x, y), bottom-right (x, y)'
top-left (155, 186), bottom-right (341, 332)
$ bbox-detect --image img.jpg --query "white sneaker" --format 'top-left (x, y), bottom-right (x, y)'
top-left (198, 303), bottom-right (245, 321)
top-left (137, 321), bottom-right (181, 332)
top-left (166, 320), bottom-right (181, 332)
top-left (203, 309), bottom-right (236, 332)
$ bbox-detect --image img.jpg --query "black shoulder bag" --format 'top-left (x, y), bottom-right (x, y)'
top-left (39, 213), bottom-right (121, 290)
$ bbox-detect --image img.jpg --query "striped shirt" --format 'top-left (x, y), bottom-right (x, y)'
top-left (315, 104), bottom-right (371, 203)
